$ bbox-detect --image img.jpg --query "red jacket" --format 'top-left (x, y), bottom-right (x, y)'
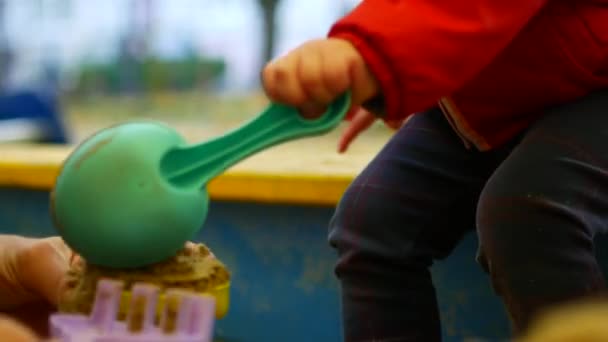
top-left (329, 0), bottom-right (608, 150)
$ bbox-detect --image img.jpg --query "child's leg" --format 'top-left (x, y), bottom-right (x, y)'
top-left (329, 108), bottom-right (512, 341)
top-left (477, 90), bottom-right (608, 335)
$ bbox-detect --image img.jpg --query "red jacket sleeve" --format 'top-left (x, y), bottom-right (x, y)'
top-left (328, 0), bottom-right (548, 121)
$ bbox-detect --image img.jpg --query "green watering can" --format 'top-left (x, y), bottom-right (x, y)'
top-left (51, 93), bottom-right (351, 268)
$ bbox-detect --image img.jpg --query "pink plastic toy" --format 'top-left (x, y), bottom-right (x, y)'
top-left (50, 279), bottom-right (216, 342)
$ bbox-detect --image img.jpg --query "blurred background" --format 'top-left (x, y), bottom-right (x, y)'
top-left (0, 3), bottom-right (532, 341)
top-left (0, 0), bottom-right (377, 145)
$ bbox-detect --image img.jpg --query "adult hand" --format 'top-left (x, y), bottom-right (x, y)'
top-left (0, 316), bottom-right (38, 342)
top-left (0, 235), bottom-right (74, 337)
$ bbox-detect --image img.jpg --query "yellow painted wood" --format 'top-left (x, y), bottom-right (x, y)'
top-left (207, 173), bottom-right (355, 205)
top-left (0, 143), bottom-right (380, 205)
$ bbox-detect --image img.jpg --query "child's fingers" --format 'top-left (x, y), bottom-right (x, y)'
top-left (321, 47), bottom-right (352, 98)
top-left (295, 47), bottom-right (332, 119)
top-left (345, 48), bottom-right (379, 106)
top-left (298, 103), bottom-right (327, 119)
top-left (263, 53), bottom-right (307, 105)
top-left (338, 109), bottom-right (376, 153)
top-left (262, 59), bottom-right (289, 103)
top-left (297, 48), bottom-right (334, 105)
top-left (261, 64), bottom-right (279, 101)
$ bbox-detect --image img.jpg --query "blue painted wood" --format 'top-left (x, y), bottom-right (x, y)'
top-left (11, 187), bottom-right (598, 341)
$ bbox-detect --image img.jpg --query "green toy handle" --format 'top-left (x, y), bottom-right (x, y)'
top-left (160, 92), bottom-right (352, 188)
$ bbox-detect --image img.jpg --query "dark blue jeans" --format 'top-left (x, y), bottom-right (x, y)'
top-left (328, 91), bottom-right (608, 341)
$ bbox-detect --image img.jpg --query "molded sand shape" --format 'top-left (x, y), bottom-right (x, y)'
top-left (59, 242), bottom-right (231, 320)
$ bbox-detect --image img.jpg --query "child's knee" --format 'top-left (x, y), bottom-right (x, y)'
top-left (328, 185), bottom-right (386, 281)
top-left (328, 183), bottom-right (387, 254)
top-left (475, 165), bottom-right (604, 332)
top-left (474, 168), bottom-right (554, 286)
top-left (328, 182), bottom-right (426, 278)
top-left (474, 155), bottom-right (566, 270)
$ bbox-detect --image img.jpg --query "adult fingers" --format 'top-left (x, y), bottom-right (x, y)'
top-left (16, 237), bottom-right (71, 306)
top-left (0, 315), bottom-right (38, 342)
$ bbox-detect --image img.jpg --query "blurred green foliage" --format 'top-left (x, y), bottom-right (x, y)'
top-left (72, 55), bottom-right (226, 96)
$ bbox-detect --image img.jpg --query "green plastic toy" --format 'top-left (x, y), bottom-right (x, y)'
top-left (51, 93), bottom-right (351, 268)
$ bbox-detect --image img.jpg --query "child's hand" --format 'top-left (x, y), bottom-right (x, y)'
top-left (262, 38), bottom-right (379, 118)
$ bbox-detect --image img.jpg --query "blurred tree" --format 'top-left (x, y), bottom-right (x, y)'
top-left (0, 0), bottom-right (12, 91)
top-left (118, 0), bottom-right (156, 93)
top-left (257, 0), bottom-right (280, 65)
